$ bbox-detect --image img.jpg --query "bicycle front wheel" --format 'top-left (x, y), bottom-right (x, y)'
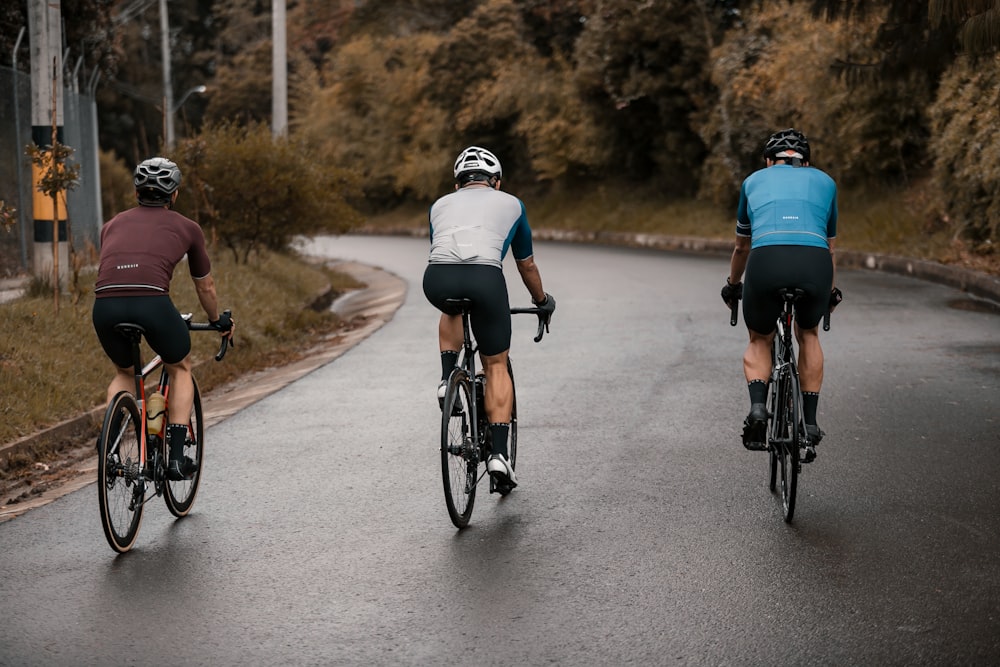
top-left (441, 370), bottom-right (476, 528)
top-left (98, 391), bottom-right (144, 553)
top-left (164, 377), bottom-right (204, 517)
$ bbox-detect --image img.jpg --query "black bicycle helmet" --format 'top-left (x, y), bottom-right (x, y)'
top-left (453, 146), bottom-right (502, 185)
top-left (134, 157), bottom-right (182, 205)
top-left (763, 128), bottom-right (810, 162)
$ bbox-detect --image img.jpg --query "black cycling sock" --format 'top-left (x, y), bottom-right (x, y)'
top-left (440, 350), bottom-right (459, 381)
top-left (803, 392), bottom-right (819, 425)
top-left (166, 423), bottom-right (188, 460)
top-left (748, 379), bottom-right (768, 406)
top-left (489, 423), bottom-right (510, 458)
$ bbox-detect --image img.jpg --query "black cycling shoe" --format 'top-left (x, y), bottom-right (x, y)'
top-left (166, 456), bottom-right (199, 481)
top-left (742, 403), bottom-right (769, 451)
top-left (803, 424), bottom-right (824, 463)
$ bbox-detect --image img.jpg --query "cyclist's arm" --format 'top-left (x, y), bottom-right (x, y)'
top-left (728, 235), bottom-right (751, 285)
top-left (193, 274), bottom-right (221, 324)
top-left (515, 255), bottom-right (546, 305)
top-left (828, 236), bottom-right (837, 289)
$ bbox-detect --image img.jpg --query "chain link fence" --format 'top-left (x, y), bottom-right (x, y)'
top-left (0, 65), bottom-right (102, 277)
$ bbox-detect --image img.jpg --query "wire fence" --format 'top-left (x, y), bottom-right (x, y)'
top-left (0, 65), bottom-right (102, 276)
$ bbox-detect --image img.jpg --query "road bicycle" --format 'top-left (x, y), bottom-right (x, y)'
top-left (97, 311), bottom-right (232, 553)
top-left (731, 290), bottom-right (831, 523)
top-left (440, 300), bottom-right (549, 528)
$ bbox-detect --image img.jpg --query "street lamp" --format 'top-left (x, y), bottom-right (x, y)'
top-left (165, 84), bottom-right (207, 148)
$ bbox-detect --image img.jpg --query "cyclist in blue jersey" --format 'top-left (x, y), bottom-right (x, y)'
top-left (423, 146), bottom-right (555, 489)
top-left (721, 129), bottom-right (843, 461)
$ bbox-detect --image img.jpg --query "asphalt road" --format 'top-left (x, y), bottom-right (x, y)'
top-left (1, 235), bottom-right (998, 666)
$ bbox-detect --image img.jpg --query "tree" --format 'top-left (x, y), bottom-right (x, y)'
top-left (174, 121), bottom-right (362, 263)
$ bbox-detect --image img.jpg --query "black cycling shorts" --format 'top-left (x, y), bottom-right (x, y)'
top-left (422, 263), bottom-right (511, 356)
top-left (92, 295), bottom-right (191, 368)
top-left (742, 245), bottom-right (833, 334)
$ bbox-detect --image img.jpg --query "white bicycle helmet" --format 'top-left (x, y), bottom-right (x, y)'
top-left (134, 157), bottom-right (182, 205)
top-left (453, 146), bottom-right (502, 181)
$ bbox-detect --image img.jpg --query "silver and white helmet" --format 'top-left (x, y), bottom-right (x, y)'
top-left (134, 157), bottom-right (182, 205)
top-left (453, 146), bottom-right (502, 181)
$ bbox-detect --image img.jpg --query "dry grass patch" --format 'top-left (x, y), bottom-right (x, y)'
top-left (0, 251), bottom-right (363, 447)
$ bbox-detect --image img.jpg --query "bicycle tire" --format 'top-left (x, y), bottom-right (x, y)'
top-left (778, 371), bottom-right (799, 522)
top-left (767, 378), bottom-right (779, 493)
top-left (98, 391), bottom-right (144, 553)
top-left (164, 377), bottom-right (204, 516)
top-left (441, 369), bottom-right (476, 528)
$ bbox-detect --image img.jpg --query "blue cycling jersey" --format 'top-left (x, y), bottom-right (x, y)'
top-left (736, 164), bottom-right (838, 249)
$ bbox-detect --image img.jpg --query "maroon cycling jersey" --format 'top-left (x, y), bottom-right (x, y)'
top-left (95, 206), bottom-right (211, 298)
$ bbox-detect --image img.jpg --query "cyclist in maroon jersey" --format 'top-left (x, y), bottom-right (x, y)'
top-left (92, 157), bottom-right (233, 481)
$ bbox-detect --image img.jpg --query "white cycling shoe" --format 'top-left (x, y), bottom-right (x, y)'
top-left (487, 453), bottom-right (517, 488)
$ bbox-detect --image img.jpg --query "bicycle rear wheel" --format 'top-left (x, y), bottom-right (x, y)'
top-left (98, 391), bottom-right (144, 553)
top-left (776, 372), bottom-right (799, 522)
top-left (164, 377), bottom-right (204, 517)
top-left (441, 370), bottom-right (476, 528)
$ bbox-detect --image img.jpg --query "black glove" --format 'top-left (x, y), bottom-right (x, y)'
top-left (721, 278), bottom-right (743, 309)
top-left (829, 287), bottom-right (843, 311)
top-left (211, 310), bottom-right (234, 332)
top-left (534, 293), bottom-right (556, 323)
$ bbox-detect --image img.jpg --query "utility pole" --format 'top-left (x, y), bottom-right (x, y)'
top-left (28, 0), bottom-right (67, 282)
top-left (160, 0), bottom-right (175, 149)
top-left (272, 0), bottom-right (288, 138)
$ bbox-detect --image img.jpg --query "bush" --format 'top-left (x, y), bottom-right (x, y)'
top-left (99, 150), bottom-right (135, 218)
top-left (928, 53), bottom-right (1000, 250)
top-left (174, 121), bottom-right (363, 263)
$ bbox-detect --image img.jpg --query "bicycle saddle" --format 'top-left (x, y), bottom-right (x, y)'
top-left (777, 288), bottom-right (807, 302)
top-left (113, 322), bottom-right (146, 340)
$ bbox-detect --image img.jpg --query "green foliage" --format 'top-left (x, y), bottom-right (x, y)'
top-left (928, 53), bottom-right (1000, 249)
top-left (25, 142), bottom-right (81, 200)
top-left (173, 121), bottom-right (363, 263)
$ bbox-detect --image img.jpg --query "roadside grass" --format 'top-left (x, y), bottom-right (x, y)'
top-left (0, 250), bottom-right (363, 448)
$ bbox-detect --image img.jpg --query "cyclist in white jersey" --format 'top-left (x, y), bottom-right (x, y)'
top-left (423, 146), bottom-right (555, 489)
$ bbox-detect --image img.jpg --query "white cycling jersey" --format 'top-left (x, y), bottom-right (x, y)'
top-left (428, 186), bottom-right (533, 269)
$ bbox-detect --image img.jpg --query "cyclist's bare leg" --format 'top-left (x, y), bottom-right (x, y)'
top-left (438, 313), bottom-right (463, 352)
top-left (164, 356), bottom-right (194, 424)
top-left (794, 324), bottom-right (823, 393)
top-left (741, 328), bottom-right (774, 448)
top-left (163, 356), bottom-right (197, 478)
top-left (482, 350), bottom-right (512, 424)
top-left (106, 366), bottom-right (135, 404)
top-left (482, 349), bottom-right (517, 485)
top-left (795, 323), bottom-right (825, 455)
top-left (743, 329), bottom-right (774, 384)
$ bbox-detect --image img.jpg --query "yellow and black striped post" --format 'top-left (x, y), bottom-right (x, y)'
top-left (28, 0), bottom-right (67, 283)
